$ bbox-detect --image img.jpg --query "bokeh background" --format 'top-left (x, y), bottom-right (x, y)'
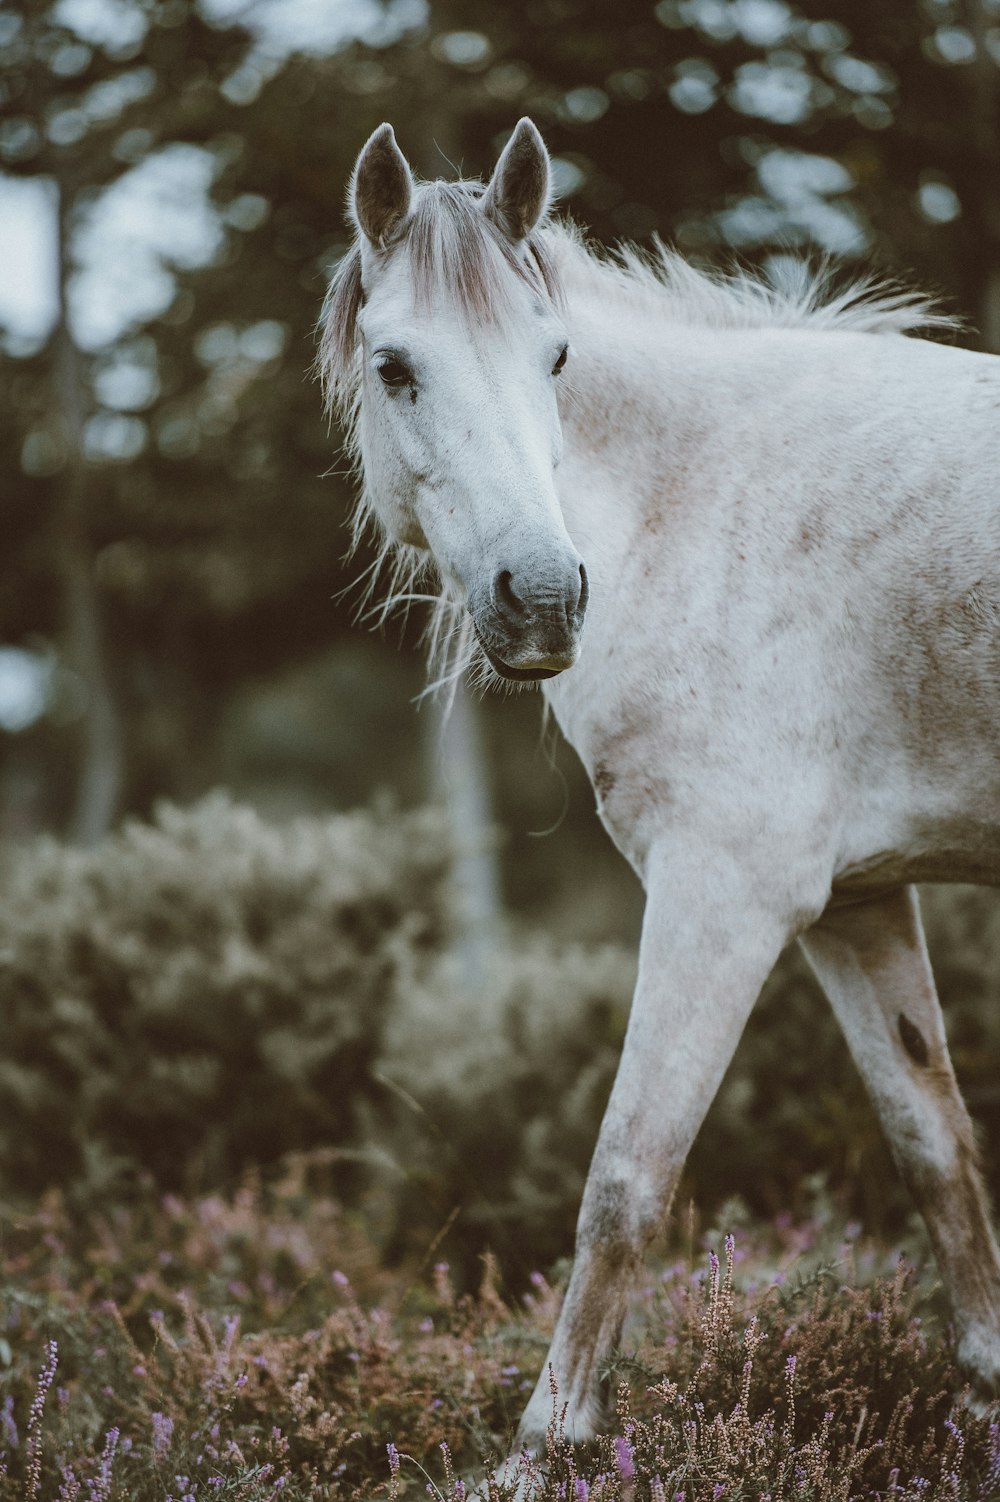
top-left (3, 0), bottom-right (1000, 1284)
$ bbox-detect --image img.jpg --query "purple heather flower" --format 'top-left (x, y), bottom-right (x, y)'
top-left (614, 1437), bottom-right (635, 1480)
top-left (387, 1443), bottom-right (400, 1477)
top-left (573, 1480), bottom-right (589, 1502)
top-left (152, 1412), bottom-right (174, 1459)
top-left (90, 1428), bottom-right (119, 1502)
top-left (333, 1270), bottom-right (350, 1287)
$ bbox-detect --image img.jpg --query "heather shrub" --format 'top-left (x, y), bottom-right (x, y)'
top-left (0, 795), bottom-right (450, 1196)
top-left (1, 1183), bottom-right (996, 1500)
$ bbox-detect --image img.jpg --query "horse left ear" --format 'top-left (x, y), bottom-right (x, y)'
top-left (350, 123), bottom-right (414, 249)
top-left (483, 118), bottom-right (551, 241)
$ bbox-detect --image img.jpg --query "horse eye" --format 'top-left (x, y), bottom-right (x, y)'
top-left (376, 357), bottom-right (412, 389)
top-left (552, 344), bottom-right (569, 376)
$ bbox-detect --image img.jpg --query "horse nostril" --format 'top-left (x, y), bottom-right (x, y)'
top-left (576, 562), bottom-right (590, 619)
top-left (494, 569), bottom-right (525, 620)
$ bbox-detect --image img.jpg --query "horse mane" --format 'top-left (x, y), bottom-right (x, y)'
top-left (319, 182), bottom-right (954, 432)
top-left (562, 225), bottom-right (956, 339)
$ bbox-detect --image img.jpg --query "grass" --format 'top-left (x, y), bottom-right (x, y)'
top-left (1, 1167), bottom-right (998, 1500)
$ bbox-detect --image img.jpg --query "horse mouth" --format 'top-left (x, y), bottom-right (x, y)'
top-left (478, 641), bottom-right (563, 682)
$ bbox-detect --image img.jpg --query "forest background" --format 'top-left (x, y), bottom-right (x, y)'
top-left (6, 3), bottom-right (1000, 1493)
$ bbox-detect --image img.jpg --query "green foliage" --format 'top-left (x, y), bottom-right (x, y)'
top-left (0, 794), bottom-right (450, 1196)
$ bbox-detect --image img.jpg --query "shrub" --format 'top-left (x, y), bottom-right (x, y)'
top-left (0, 1183), bottom-right (995, 1500)
top-left (376, 940), bottom-right (635, 1276)
top-left (2, 797), bottom-right (1000, 1288)
top-left (0, 795), bottom-right (450, 1197)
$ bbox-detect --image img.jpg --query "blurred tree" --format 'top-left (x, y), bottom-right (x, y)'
top-left (1, 0), bottom-right (272, 837)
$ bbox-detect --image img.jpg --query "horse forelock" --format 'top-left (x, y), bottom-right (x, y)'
top-left (317, 178), bottom-right (562, 431)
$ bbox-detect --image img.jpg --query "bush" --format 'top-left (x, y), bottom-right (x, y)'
top-left (3, 797), bottom-right (1000, 1288)
top-left (376, 940), bottom-right (635, 1276)
top-left (0, 795), bottom-right (450, 1196)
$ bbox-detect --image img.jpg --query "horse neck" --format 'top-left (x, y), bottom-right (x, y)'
top-left (553, 267), bottom-right (722, 562)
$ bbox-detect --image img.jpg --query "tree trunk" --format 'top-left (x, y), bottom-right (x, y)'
top-left (961, 0), bottom-right (1000, 352)
top-left (425, 682), bottom-right (504, 980)
top-left (53, 179), bottom-right (124, 846)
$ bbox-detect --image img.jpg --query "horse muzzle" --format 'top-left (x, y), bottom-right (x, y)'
top-left (471, 556), bottom-right (589, 681)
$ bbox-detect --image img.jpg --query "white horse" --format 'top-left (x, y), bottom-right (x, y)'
top-left (320, 118), bottom-right (1000, 1451)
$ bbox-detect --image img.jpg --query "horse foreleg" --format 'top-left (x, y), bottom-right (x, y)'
top-left (514, 848), bottom-right (791, 1450)
top-left (801, 884), bottom-right (1000, 1402)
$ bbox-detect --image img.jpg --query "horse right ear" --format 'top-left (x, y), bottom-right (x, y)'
top-left (483, 118), bottom-right (552, 241)
top-left (350, 123), bottom-right (414, 249)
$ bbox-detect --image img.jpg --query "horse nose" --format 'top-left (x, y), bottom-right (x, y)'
top-left (492, 559), bottom-right (589, 629)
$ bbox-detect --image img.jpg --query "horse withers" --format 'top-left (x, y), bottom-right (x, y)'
top-left (320, 117), bottom-right (1000, 1450)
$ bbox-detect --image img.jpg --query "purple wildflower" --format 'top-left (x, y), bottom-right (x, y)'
top-left (573, 1480), bottom-right (589, 1502)
top-left (614, 1436), bottom-right (635, 1481)
top-left (152, 1411), bottom-right (175, 1460)
top-left (26, 1339), bottom-right (58, 1501)
top-left (57, 1465), bottom-right (81, 1501)
top-left (89, 1427), bottom-right (119, 1502)
top-left (387, 1442), bottom-right (400, 1477)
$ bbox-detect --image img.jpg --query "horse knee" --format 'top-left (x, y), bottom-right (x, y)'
top-left (577, 1174), bottom-right (661, 1268)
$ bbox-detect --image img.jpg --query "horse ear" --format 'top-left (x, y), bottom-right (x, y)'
top-left (483, 118), bottom-right (551, 241)
top-left (350, 123), bottom-right (414, 249)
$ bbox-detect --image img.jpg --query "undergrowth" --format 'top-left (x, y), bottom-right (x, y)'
top-left (1, 1172), bottom-right (997, 1500)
